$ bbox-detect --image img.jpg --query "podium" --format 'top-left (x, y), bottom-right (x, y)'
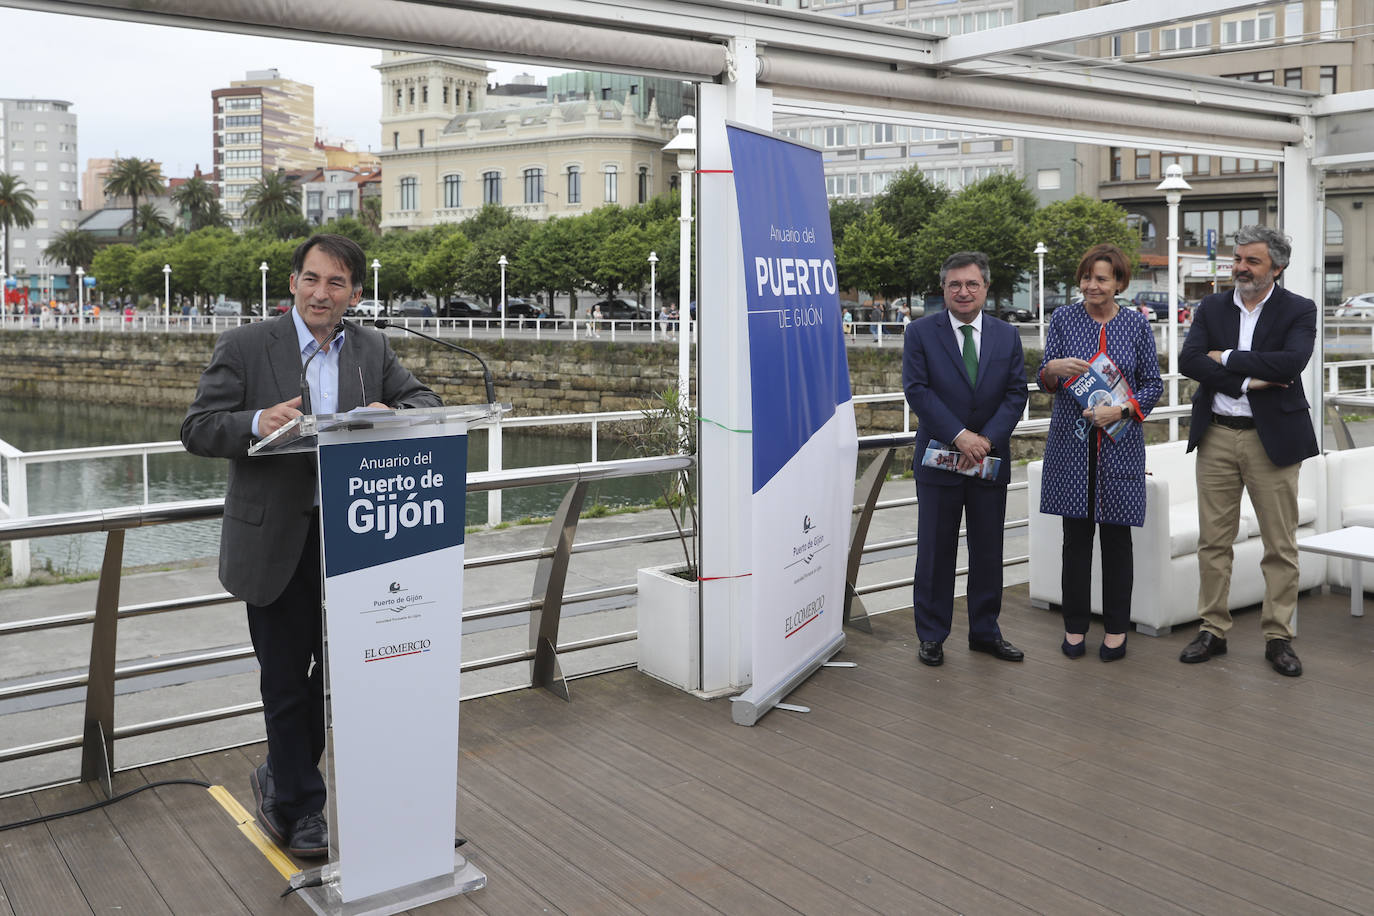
top-left (251, 404), bottom-right (506, 915)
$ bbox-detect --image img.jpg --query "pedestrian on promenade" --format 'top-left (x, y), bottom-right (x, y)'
top-left (1036, 244), bottom-right (1162, 661)
top-left (180, 234), bottom-right (440, 858)
top-left (1177, 225), bottom-right (1317, 677)
top-left (903, 251), bottom-right (1028, 667)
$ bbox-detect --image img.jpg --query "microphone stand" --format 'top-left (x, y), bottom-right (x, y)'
top-left (298, 320), bottom-right (346, 415)
top-left (373, 319), bottom-right (497, 405)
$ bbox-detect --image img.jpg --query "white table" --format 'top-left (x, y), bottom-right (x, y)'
top-left (1297, 526), bottom-right (1374, 617)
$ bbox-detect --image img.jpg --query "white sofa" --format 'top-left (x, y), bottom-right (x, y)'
top-left (1028, 440), bottom-right (1327, 635)
top-left (1322, 445), bottom-right (1374, 592)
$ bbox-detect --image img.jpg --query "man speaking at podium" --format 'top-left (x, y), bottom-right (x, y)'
top-left (182, 234), bottom-right (440, 858)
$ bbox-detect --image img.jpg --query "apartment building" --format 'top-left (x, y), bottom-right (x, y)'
top-left (210, 69), bottom-right (325, 230)
top-left (1079, 0), bottom-right (1374, 302)
top-left (377, 54), bottom-right (680, 231)
top-left (0, 97), bottom-right (79, 290)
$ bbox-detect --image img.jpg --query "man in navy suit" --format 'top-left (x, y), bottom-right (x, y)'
top-left (903, 251), bottom-right (1028, 666)
top-left (1178, 225), bottom-right (1317, 677)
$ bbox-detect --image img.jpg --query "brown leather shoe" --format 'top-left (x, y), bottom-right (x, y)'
top-left (1179, 630), bottom-right (1227, 663)
top-left (1264, 638), bottom-right (1302, 677)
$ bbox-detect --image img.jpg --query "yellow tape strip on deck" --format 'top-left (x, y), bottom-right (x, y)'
top-left (207, 784), bottom-right (299, 880)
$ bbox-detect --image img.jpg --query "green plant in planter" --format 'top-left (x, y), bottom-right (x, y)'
top-left (626, 385), bottom-right (698, 579)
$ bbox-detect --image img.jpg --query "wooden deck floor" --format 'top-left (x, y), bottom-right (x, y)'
top-left (1, 585), bottom-right (1371, 915)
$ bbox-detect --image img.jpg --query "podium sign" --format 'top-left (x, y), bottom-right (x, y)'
top-left (317, 422), bottom-right (468, 903)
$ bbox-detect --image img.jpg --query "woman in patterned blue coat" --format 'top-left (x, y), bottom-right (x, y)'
top-left (1038, 244), bottom-right (1163, 661)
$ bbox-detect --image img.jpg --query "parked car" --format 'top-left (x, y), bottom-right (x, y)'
top-left (988, 302), bottom-right (1033, 323)
top-left (1043, 293), bottom-right (1068, 316)
top-left (397, 300), bottom-right (436, 325)
top-left (350, 299), bottom-right (384, 318)
top-left (1132, 290), bottom-right (1189, 323)
top-left (591, 297), bottom-right (650, 329)
top-left (439, 297), bottom-right (495, 320)
top-left (1335, 292), bottom-right (1374, 318)
top-left (210, 300), bottom-right (242, 317)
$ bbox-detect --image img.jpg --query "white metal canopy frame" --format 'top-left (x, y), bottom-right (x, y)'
top-left (17, 0), bottom-right (1371, 698)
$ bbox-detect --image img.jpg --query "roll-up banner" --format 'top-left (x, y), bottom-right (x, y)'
top-left (725, 124), bottom-right (858, 726)
top-left (317, 423), bottom-right (467, 902)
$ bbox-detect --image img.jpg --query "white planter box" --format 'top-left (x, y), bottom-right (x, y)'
top-left (636, 564), bottom-right (700, 691)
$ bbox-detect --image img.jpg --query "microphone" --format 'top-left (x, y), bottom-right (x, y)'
top-left (373, 318), bottom-right (497, 405)
top-left (299, 320), bottom-right (346, 415)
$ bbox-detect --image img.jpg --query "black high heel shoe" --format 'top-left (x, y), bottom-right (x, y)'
top-left (1099, 635), bottom-right (1127, 662)
top-left (1061, 636), bottom-right (1086, 659)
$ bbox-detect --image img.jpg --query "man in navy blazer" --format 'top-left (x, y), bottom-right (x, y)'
top-left (182, 235), bottom-right (440, 856)
top-left (1178, 225), bottom-right (1317, 677)
top-left (903, 251), bottom-right (1028, 666)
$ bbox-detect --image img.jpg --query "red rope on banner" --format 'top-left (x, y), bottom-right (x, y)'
top-left (698, 572), bottom-right (752, 581)
top-left (696, 169), bottom-right (734, 174)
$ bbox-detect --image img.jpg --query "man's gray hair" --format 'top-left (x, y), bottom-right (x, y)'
top-left (940, 251), bottom-right (991, 286)
top-left (1233, 225), bottom-right (1291, 271)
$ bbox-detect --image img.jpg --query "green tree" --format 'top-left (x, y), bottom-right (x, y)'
top-left (321, 214), bottom-right (377, 249)
top-left (136, 203), bottom-right (175, 238)
top-left (462, 223), bottom-right (534, 306)
top-left (835, 209), bottom-right (906, 300)
top-left (103, 158), bottom-right (164, 238)
top-left (589, 223), bottom-right (653, 300)
top-left (243, 171), bottom-right (303, 226)
top-left (911, 172), bottom-right (1037, 304)
top-left (873, 167), bottom-right (949, 240)
top-left (171, 176), bottom-right (220, 231)
top-left (90, 243), bottom-right (138, 297)
top-left (167, 228), bottom-right (236, 301)
top-left (249, 211), bottom-right (312, 242)
top-left (411, 229), bottom-right (472, 301)
top-left (368, 231), bottom-right (429, 305)
top-left (828, 199), bottom-right (868, 251)
top-left (44, 229), bottom-right (98, 296)
top-left (458, 203), bottom-right (517, 242)
top-left (1028, 195), bottom-right (1141, 295)
top-left (0, 172), bottom-right (37, 276)
top-left (359, 196), bottom-right (382, 234)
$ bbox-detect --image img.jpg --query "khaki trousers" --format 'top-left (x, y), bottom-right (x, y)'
top-left (1195, 423), bottom-right (1301, 640)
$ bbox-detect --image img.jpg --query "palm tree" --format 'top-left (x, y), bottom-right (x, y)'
top-left (103, 158), bottom-right (164, 238)
top-left (243, 171), bottom-right (302, 225)
top-left (0, 172), bottom-right (37, 276)
top-left (171, 176), bottom-right (219, 231)
top-left (136, 203), bottom-right (174, 238)
top-left (44, 229), bottom-right (97, 296)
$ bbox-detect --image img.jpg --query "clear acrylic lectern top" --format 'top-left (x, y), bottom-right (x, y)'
top-left (248, 403), bottom-right (509, 457)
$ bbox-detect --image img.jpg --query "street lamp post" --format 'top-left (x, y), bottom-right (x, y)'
top-left (1, 268), bottom-right (7, 324)
top-left (371, 258), bottom-right (381, 316)
top-left (497, 254), bottom-right (508, 340)
top-left (648, 250), bottom-right (658, 343)
top-left (162, 263), bottom-right (171, 329)
top-left (1156, 163), bottom-right (1192, 441)
top-left (259, 261), bottom-right (269, 318)
top-left (1033, 240), bottom-right (1047, 350)
top-left (76, 266), bottom-right (85, 317)
top-left (663, 115), bottom-right (696, 416)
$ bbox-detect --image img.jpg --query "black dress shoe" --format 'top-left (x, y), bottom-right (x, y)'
top-left (249, 763), bottom-right (289, 846)
top-left (1099, 636), bottom-right (1127, 662)
top-left (968, 638), bottom-right (1024, 661)
top-left (288, 811), bottom-right (330, 859)
top-left (1179, 630), bottom-right (1227, 663)
top-left (1265, 638), bottom-right (1303, 677)
top-left (918, 640), bottom-right (944, 666)
top-left (1061, 636), bottom-right (1086, 659)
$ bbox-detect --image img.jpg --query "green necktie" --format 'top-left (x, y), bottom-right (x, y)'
top-left (960, 324), bottom-right (978, 385)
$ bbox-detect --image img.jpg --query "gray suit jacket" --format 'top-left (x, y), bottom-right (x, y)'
top-left (181, 313), bottom-right (441, 606)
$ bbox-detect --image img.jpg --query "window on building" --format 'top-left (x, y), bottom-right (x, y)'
top-left (34, 180), bottom-right (47, 191)
top-left (1320, 0), bottom-right (1337, 38)
top-left (393, 132), bottom-right (399, 151)
top-left (1222, 12), bottom-right (1274, 44)
top-left (604, 165), bottom-right (618, 203)
top-left (396, 88), bottom-right (402, 107)
top-left (1326, 208), bottom-right (1344, 247)
top-left (567, 166), bottom-right (582, 203)
top-left (1036, 169), bottom-right (1061, 191)
top-left (1160, 21), bottom-right (1211, 51)
top-left (1285, 2), bottom-right (1304, 41)
top-left (873, 124), bottom-right (898, 143)
top-left (307, 191), bottom-right (322, 211)
top-left (443, 175), bottom-right (461, 209)
top-left (1109, 147), bottom-right (1123, 181)
top-left (483, 171), bottom-right (501, 205)
top-left (638, 166), bottom-right (649, 204)
top-left (408, 87), bottom-right (415, 105)
top-left (1320, 65), bottom-right (1337, 94)
top-left (1161, 153), bottom-right (1210, 176)
top-left (443, 85), bottom-right (450, 105)
top-left (417, 129), bottom-right (424, 148)
top-left (524, 168), bottom-right (544, 204)
top-left (1226, 70), bottom-right (1275, 84)
top-left (1126, 213), bottom-right (1156, 245)
top-left (1111, 34), bottom-right (1122, 57)
top-left (337, 190), bottom-right (353, 211)
top-left (1284, 68), bottom-right (1303, 88)
top-left (1135, 30), bottom-right (1150, 54)
top-left (399, 177), bottom-right (418, 211)
top-left (1135, 150), bottom-right (1152, 180)
top-left (422, 85), bottom-right (428, 104)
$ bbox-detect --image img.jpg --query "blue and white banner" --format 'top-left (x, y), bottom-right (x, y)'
top-left (726, 125), bottom-right (858, 721)
top-left (317, 424), bottom-right (467, 902)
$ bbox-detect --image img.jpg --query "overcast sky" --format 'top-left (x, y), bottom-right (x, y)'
top-left (0, 6), bottom-right (554, 179)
